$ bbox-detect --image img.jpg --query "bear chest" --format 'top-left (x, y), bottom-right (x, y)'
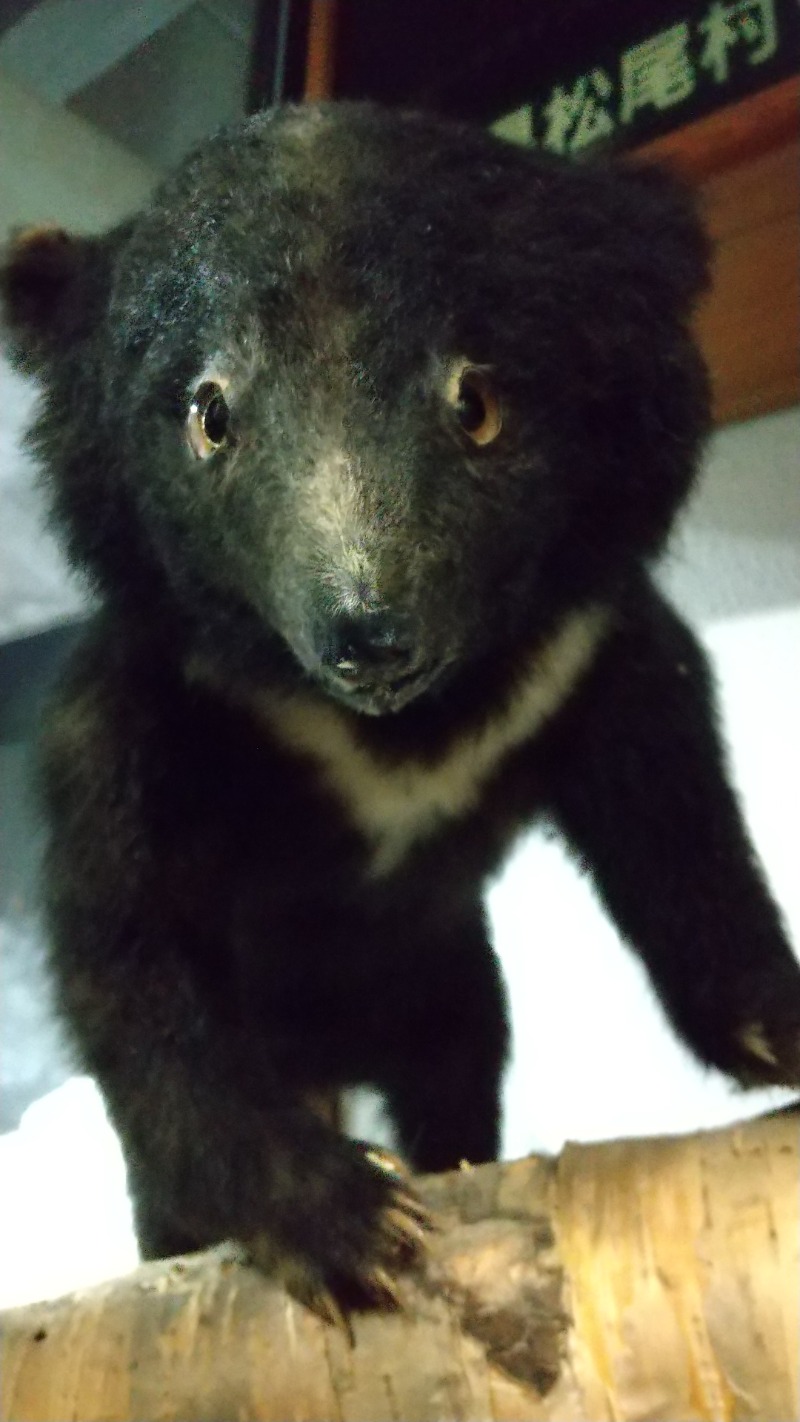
top-left (255, 606), bottom-right (608, 876)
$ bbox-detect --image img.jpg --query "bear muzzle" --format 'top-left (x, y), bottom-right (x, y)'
top-left (312, 608), bottom-right (437, 714)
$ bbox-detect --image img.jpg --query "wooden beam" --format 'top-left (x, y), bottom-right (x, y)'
top-left (304, 0), bottom-right (338, 101)
top-left (694, 138), bottom-right (800, 424)
top-left (636, 75), bottom-right (799, 184)
top-left (635, 78), bottom-right (800, 424)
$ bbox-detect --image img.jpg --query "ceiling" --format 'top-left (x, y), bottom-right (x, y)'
top-left (0, 0), bottom-right (258, 169)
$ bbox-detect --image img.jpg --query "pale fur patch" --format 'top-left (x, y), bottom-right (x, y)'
top-left (305, 451), bottom-right (376, 601)
top-left (257, 605), bottom-right (611, 876)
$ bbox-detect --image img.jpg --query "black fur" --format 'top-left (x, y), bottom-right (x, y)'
top-left (3, 103), bottom-right (798, 1307)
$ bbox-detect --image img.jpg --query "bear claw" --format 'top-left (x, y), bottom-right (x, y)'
top-left (739, 1022), bottom-right (780, 1068)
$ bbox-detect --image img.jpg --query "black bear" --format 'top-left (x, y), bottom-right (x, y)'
top-left (2, 102), bottom-right (798, 1313)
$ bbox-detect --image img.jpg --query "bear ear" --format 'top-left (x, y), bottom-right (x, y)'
top-left (612, 162), bottom-right (712, 318)
top-left (1, 224), bottom-right (111, 372)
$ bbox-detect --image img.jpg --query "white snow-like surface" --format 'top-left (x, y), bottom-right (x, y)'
top-left (0, 1077), bottom-right (137, 1309)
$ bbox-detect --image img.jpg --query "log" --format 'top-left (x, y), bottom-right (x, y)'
top-left (2, 1110), bottom-right (797, 1422)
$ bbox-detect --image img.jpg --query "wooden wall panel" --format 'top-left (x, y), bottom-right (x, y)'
top-left (695, 141), bottom-right (799, 424)
top-left (637, 78), bottom-right (799, 426)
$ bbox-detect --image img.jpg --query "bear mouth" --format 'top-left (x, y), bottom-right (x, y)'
top-left (322, 661), bottom-right (440, 716)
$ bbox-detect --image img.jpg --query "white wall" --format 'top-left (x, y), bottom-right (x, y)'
top-left (0, 359), bottom-right (88, 642)
top-left (0, 73), bottom-right (158, 642)
top-left (0, 70), bottom-right (156, 238)
top-left (660, 405), bottom-right (800, 623)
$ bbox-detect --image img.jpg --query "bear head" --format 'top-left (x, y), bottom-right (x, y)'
top-left (1, 103), bottom-right (710, 713)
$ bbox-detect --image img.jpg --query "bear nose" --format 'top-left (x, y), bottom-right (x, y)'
top-left (319, 611), bottom-right (415, 682)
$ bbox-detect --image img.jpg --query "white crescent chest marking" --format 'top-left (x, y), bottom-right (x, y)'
top-left (256, 605), bottom-right (610, 876)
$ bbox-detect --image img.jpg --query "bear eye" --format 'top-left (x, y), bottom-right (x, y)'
top-left (187, 381), bottom-right (232, 459)
top-left (448, 364), bottom-right (502, 446)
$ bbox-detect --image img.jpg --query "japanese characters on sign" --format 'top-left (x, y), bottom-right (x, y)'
top-left (529, 0), bottom-right (788, 155)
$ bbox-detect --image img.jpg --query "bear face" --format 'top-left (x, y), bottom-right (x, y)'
top-left (3, 103), bottom-right (709, 715)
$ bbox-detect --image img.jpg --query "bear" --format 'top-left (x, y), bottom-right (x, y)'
top-left (2, 101), bottom-right (799, 1314)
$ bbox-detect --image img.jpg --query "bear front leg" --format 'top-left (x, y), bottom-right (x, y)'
top-left (540, 590), bottom-right (800, 1088)
top-left (379, 909), bottom-right (509, 1174)
top-left (58, 943), bottom-right (432, 1314)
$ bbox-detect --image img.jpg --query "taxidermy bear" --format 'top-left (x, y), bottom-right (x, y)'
top-left (2, 102), bottom-right (799, 1312)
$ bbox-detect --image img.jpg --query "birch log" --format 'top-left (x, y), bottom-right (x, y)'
top-left (1, 1109), bottom-right (797, 1422)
